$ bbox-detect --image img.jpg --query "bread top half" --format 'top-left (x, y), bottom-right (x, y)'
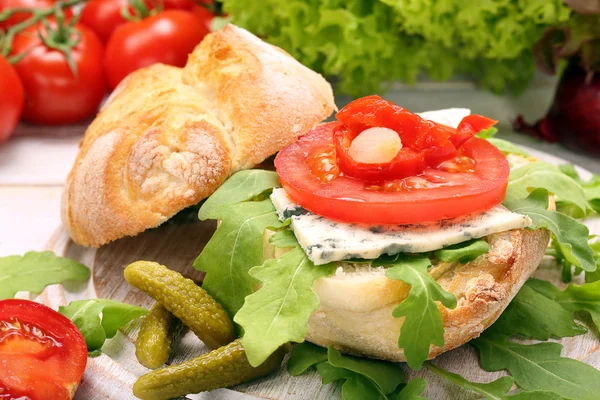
top-left (61, 25), bottom-right (335, 247)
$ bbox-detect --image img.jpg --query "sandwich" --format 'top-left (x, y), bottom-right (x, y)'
top-left (60, 23), bottom-right (597, 398)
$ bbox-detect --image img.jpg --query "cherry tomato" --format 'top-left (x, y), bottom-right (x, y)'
top-left (104, 9), bottom-right (209, 90)
top-left (0, 0), bottom-right (56, 30)
top-left (11, 19), bottom-right (107, 125)
top-left (275, 123), bottom-right (509, 225)
top-left (80, 0), bottom-right (130, 43)
top-left (0, 299), bottom-right (87, 400)
top-left (0, 56), bottom-right (24, 143)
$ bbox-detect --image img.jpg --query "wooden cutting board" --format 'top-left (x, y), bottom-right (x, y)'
top-left (39, 147), bottom-right (600, 400)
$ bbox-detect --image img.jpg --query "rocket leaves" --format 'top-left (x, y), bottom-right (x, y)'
top-left (377, 255), bottom-right (456, 370)
top-left (194, 199), bottom-right (283, 317)
top-left (288, 342), bottom-right (421, 400)
top-left (0, 251), bottom-right (90, 300)
top-left (503, 188), bottom-right (595, 272)
top-left (425, 362), bottom-right (561, 400)
top-left (472, 334), bottom-right (600, 400)
top-left (234, 247), bottom-right (335, 366)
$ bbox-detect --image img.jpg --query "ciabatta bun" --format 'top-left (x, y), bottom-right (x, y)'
top-left (61, 25), bottom-right (335, 247)
top-left (264, 227), bottom-right (550, 362)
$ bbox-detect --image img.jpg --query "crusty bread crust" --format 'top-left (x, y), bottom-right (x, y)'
top-left (265, 227), bottom-right (550, 362)
top-left (62, 25), bottom-right (335, 247)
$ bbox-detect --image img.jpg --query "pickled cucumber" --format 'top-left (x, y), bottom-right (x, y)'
top-left (124, 261), bottom-right (234, 349)
top-left (136, 303), bottom-right (174, 369)
top-left (133, 339), bottom-right (286, 400)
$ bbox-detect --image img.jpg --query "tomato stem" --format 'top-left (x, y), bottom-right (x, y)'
top-left (0, 0), bottom-right (83, 59)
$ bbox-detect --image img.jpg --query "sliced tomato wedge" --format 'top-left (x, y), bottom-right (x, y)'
top-left (0, 299), bottom-right (87, 400)
top-left (275, 122), bottom-right (509, 225)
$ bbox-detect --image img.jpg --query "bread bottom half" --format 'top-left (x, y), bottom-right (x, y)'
top-left (264, 227), bottom-right (550, 362)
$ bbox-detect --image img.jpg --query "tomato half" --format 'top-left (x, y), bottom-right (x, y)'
top-left (11, 19), bottom-right (107, 125)
top-left (0, 56), bottom-right (24, 144)
top-left (275, 122), bottom-right (509, 225)
top-left (104, 9), bottom-right (210, 90)
top-left (0, 299), bottom-right (87, 400)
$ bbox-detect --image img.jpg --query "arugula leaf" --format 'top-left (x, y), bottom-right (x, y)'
top-left (269, 229), bottom-right (299, 249)
top-left (0, 251), bottom-right (90, 299)
top-left (388, 379), bottom-right (426, 400)
top-left (287, 342), bottom-right (328, 376)
top-left (328, 346), bottom-right (405, 395)
top-left (487, 138), bottom-right (530, 157)
top-left (527, 278), bottom-right (600, 332)
top-left (434, 239), bottom-right (489, 263)
top-left (559, 164), bottom-right (600, 214)
top-left (59, 299), bottom-right (147, 351)
top-left (198, 170), bottom-right (280, 220)
top-left (472, 333), bottom-right (600, 400)
top-left (585, 239), bottom-right (600, 283)
top-left (506, 162), bottom-right (589, 215)
top-left (425, 362), bottom-right (561, 400)
top-left (378, 255), bottom-right (457, 370)
top-left (503, 188), bottom-right (595, 272)
top-left (288, 343), bottom-right (407, 400)
top-left (489, 283), bottom-right (587, 340)
top-left (194, 199), bottom-right (283, 317)
top-left (234, 247), bottom-right (335, 366)
top-left (477, 127), bottom-right (498, 139)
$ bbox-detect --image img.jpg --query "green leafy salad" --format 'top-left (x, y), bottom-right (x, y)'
top-left (190, 124), bottom-right (600, 399)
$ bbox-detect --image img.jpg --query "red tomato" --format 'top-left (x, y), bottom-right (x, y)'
top-left (0, 299), bottom-right (87, 400)
top-left (0, 56), bottom-right (24, 143)
top-left (0, 0), bottom-right (56, 30)
top-left (162, 0), bottom-right (196, 10)
top-left (80, 0), bottom-right (130, 43)
top-left (275, 123), bottom-right (509, 225)
top-left (104, 10), bottom-right (209, 89)
top-left (11, 20), bottom-right (107, 125)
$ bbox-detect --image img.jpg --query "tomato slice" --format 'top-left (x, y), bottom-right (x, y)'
top-left (275, 122), bottom-right (509, 225)
top-left (0, 299), bottom-right (87, 400)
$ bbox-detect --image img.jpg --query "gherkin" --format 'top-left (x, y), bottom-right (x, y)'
top-left (133, 339), bottom-right (286, 400)
top-left (136, 302), bottom-right (174, 369)
top-left (124, 261), bottom-right (235, 349)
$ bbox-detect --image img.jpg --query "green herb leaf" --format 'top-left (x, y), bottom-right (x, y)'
top-left (425, 362), bottom-right (561, 400)
top-left (476, 127), bottom-right (498, 139)
top-left (328, 346), bottom-right (405, 395)
top-left (487, 138), bottom-right (529, 156)
top-left (472, 333), bottom-right (600, 400)
top-left (503, 188), bottom-right (595, 271)
top-left (507, 162), bottom-right (589, 215)
top-left (388, 379), bottom-right (426, 400)
top-left (198, 170), bottom-right (280, 220)
top-left (434, 239), bottom-right (489, 264)
top-left (287, 342), bottom-right (328, 376)
top-left (489, 283), bottom-right (587, 340)
top-left (234, 247), bottom-right (335, 366)
top-left (269, 229), bottom-right (299, 249)
top-left (0, 251), bottom-right (90, 299)
top-left (315, 362), bottom-right (385, 400)
top-left (559, 164), bottom-right (600, 214)
top-left (379, 255), bottom-right (457, 370)
top-left (527, 278), bottom-right (600, 332)
top-left (194, 199), bottom-right (283, 317)
top-left (59, 299), bottom-right (147, 351)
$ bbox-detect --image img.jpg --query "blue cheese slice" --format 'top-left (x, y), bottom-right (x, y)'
top-left (271, 189), bottom-right (531, 265)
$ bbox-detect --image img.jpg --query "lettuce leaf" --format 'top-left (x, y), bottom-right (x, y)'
top-left (0, 251), bottom-right (90, 299)
top-left (234, 247), bottom-right (335, 366)
top-left (221, 0), bottom-right (569, 96)
top-left (377, 255), bottom-right (456, 370)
